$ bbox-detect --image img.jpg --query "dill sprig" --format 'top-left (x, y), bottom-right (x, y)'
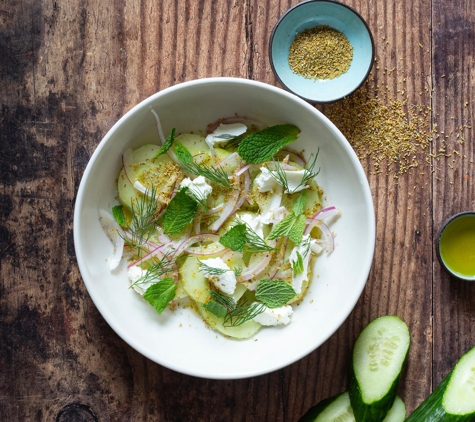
top-left (185, 187), bottom-right (209, 212)
top-left (269, 150), bottom-right (321, 194)
top-left (130, 251), bottom-right (175, 289)
top-left (243, 225), bottom-right (275, 252)
top-left (199, 261), bottom-right (244, 277)
top-left (223, 302), bottom-right (266, 327)
top-left (123, 185), bottom-right (160, 256)
top-left (174, 142), bottom-right (234, 189)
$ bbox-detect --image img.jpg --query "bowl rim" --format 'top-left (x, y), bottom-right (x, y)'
top-left (74, 76), bottom-right (376, 378)
top-left (269, 0), bottom-right (375, 104)
top-left (436, 211), bottom-right (475, 281)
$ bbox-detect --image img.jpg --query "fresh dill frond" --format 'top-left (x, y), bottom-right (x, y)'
top-left (269, 150), bottom-right (321, 194)
top-left (174, 142), bottom-right (234, 189)
top-left (244, 225), bottom-right (275, 252)
top-left (223, 302), bottom-right (266, 327)
top-left (181, 160), bottom-right (234, 189)
top-left (199, 260), bottom-right (231, 277)
top-left (185, 187), bottom-right (209, 212)
top-left (123, 185), bottom-right (160, 256)
top-left (130, 251), bottom-right (175, 289)
top-left (209, 290), bottom-right (236, 310)
top-left (233, 265), bottom-right (243, 277)
top-left (221, 133), bottom-right (247, 150)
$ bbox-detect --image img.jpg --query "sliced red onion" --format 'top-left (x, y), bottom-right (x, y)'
top-left (208, 175), bottom-right (241, 232)
top-left (235, 163), bottom-right (251, 177)
top-left (231, 169), bottom-right (251, 214)
top-left (216, 151), bottom-right (240, 172)
top-left (304, 206), bottom-right (340, 235)
top-left (172, 233), bottom-right (221, 258)
top-left (128, 242), bottom-right (168, 268)
top-left (280, 149), bottom-right (307, 167)
top-left (315, 221), bottom-right (335, 252)
top-left (99, 209), bottom-right (125, 271)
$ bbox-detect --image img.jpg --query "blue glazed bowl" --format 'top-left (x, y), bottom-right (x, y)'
top-left (269, 0), bottom-right (375, 103)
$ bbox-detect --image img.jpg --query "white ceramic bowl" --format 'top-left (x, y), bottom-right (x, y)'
top-left (74, 77), bottom-right (375, 379)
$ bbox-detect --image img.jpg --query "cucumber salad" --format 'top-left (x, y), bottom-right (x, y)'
top-left (100, 114), bottom-right (340, 339)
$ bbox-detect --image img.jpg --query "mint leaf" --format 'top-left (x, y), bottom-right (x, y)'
top-left (293, 252), bottom-right (304, 276)
top-left (219, 223), bottom-right (247, 252)
top-left (161, 187), bottom-right (198, 234)
top-left (203, 300), bottom-right (228, 318)
top-left (143, 277), bottom-right (176, 314)
top-left (255, 279), bottom-right (296, 308)
top-left (112, 205), bottom-right (126, 227)
top-left (154, 128), bottom-right (175, 158)
top-left (292, 191), bottom-right (307, 216)
top-left (267, 213), bottom-right (306, 244)
top-left (237, 124), bottom-right (301, 163)
top-left (174, 142), bottom-right (194, 164)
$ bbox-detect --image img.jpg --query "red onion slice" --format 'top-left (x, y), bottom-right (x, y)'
top-left (99, 209), bottom-right (125, 271)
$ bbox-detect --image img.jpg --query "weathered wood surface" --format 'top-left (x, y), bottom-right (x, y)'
top-left (1, 0), bottom-right (474, 420)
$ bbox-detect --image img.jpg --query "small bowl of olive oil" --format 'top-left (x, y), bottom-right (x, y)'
top-left (437, 212), bottom-right (475, 281)
top-left (269, 0), bottom-right (375, 103)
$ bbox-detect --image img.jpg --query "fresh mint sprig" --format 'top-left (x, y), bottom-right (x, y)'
top-left (153, 128), bottom-right (175, 158)
top-left (219, 223), bottom-right (274, 253)
top-left (174, 142), bottom-right (234, 189)
top-left (267, 192), bottom-right (307, 245)
top-left (255, 279), bottom-right (296, 308)
top-left (161, 187), bottom-right (198, 234)
top-left (112, 204), bottom-right (126, 227)
top-left (237, 124), bottom-right (300, 163)
top-left (143, 277), bottom-right (176, 314)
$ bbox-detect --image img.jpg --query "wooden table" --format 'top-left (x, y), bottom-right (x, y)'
top-left (1, 0), bottom-right (474, 420)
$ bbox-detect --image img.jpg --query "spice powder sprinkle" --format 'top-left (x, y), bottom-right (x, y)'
top-left (288, 25), bottom-right (354, 80)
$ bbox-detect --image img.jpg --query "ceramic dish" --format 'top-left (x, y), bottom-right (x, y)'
top-left (269, 0), bottom-right (375, 103)
top-left (437, 211), bottom-right (475, 281)
top-left (74, 77), bottom-right (375, 379)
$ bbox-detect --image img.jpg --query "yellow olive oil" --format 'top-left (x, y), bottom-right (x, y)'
top-left (439, 214), bottom-right (475, 279)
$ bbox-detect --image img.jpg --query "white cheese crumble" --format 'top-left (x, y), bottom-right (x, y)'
top-left (238, 212), bottom-right (265, 239)
top-left (254, 167), bottom-right (310, 194)
top-left (254, 167), bottom-right (279, 192)
top-left (253, 304), bottom-right (293, 326)
top-left (205, 123), bottom-right (248, 149)
top-left (180, 176), bottom-right (213, 199)
top-left (200, 257), bottom-right (236, 295)
top-left (127, 265), bottom-right (151, 295)
top-left (288, 234), bottom-right (319, 294)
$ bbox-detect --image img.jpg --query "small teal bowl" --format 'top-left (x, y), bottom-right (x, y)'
top-left (269, 0), bottom-right (375, 103)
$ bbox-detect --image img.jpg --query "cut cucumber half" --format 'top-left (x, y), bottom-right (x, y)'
top-left (406, 345), bottom-right (475, 422)
top-left (348, 315), bottom-right (410, 422)
top-left (298, 392), bottom-right (406, 422)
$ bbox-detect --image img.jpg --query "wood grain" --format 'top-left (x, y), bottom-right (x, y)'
top-left (1, 0), bottom-right (474, 420)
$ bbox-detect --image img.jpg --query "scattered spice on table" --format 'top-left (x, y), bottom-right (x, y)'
top-left (288, 26), bottom-right (353, 80)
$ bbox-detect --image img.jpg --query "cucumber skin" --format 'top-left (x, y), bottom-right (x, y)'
top-left (298, 393), bottom-right (346, 422)
top-left (405, 372), bottom-right (475, 422)
top-left (348, 359), bottom-right (402, 422)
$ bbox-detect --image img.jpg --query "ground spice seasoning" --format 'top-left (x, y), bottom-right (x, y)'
top-left (325, 85), bottom-right (432, 176)
top-left (288, 26), bottom-right (353, 80)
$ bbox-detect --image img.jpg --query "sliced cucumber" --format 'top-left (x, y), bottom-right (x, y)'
top-left (348, 315), bottom-right (410, 422)
top-left (197, 303), bottom-right (261, 339)
top-left (178, 256), bottom-right (211, 303)
top-left (405, 345), bottom-right (475, 422)
top-left (298, 392), bottom-right (406, 422)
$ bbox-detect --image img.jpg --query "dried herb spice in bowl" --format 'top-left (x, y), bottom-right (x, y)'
top-left (269, 0), bottom-right (374, 103)
top-left (288, 25), bottom-right (354, 80)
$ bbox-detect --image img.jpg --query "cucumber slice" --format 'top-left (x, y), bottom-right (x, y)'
top-left (178, 256), bottom-right (211, 303)
top-left (197, 303), bottom-right (261, 339)
top-left (298, 392), bottom-right (406, 422)
top-left (348, 315), bottom-right (410, 422)
top-left (406, 345), bottom-right (475, 422)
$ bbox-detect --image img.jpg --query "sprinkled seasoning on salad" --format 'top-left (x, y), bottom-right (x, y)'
top-left (100, 113), bottom-right (340, 339)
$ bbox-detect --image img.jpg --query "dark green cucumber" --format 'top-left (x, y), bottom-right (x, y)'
top-left (348, 316), bottom-right (410, 422)
top-left (298, 392), bottom-right (406, 422)
top-left (405, 345), bottom-right (475, 422)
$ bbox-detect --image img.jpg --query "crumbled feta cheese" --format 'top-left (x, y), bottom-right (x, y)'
top-left (254, 167), bottom-right (279, 192)
top-left (254, 167), bottom-right (309, 194)
top-left (238, 212), bottom-right (265, 239)
top-left (180, 176), bottom-right (213, 199)
top-left (205, 123), bottom-right (248, 149)
top-left (128, 265), bottom-right (151, 295)
top-left (281, 169), bottom-right (309, 193)
top-left (201, 257), bottom-right (237, 295)
top-left (253, 304), bottom-right (293, 326)
top-left (288, 234), bottom-right (314, 294)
